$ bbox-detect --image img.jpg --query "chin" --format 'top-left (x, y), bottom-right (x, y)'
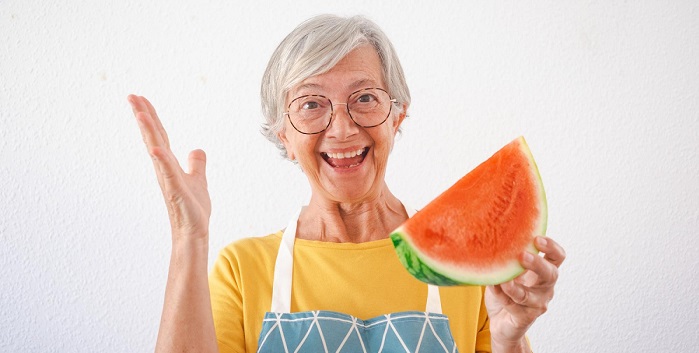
top-left (323, 181), bottom-right (375, 203)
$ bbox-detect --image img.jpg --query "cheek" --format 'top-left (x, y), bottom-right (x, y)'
top-left (371, 130), bottom-right (396, 167)
top-left (283, 126), bottom-right (317, 161)
top-left (294, 137), bottom-right (321, 170)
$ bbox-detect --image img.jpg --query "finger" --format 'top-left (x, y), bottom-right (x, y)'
top-left (487, 284), bottom-right (511, 304)
top-left (128, 95), bottom-right (171, 150)
top-left (135, 110), bottom-right (181, 191)
top-left (521, 251), bottom-right (559, 287)
top-left (188, 149), bottom-right (207, 179)
top-left (498, 280), bottom-right (530, 306)
top-left (534, 236), bottom-right (566, 268)
top-left (135, 112), bottom-right (169, 158)
top-left (151, 146), bottom-right (186, 196)
top-left (127, 94), bottom-right (148, 115)
top-left (498, 280), bottom-right (550, 319)
top-left (141, 96), bottom-right (171, 148)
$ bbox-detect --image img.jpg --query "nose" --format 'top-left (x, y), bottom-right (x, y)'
top-left (325, 103), bottom-right (359, 139)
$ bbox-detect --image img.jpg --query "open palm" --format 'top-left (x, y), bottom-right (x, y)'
top-left (128, 95), bottom-right (211, 241)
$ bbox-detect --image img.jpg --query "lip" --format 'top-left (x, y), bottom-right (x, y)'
top-left (320, 145), bottom-right (369, 154)
top-left (320, 146), bottom-right (370, 171)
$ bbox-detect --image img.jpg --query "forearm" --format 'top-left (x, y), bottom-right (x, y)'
top-left (155, 237), bottom-right (219, 353)
top-left (491, 337), bottom-right (530, 353)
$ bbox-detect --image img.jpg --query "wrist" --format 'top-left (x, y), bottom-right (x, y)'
top-left (491, 337), bottom-right (530, 353)
top-left (171, 233), bottom-right (210, 258)
top-left (171, 227), bottom-right (209, 244)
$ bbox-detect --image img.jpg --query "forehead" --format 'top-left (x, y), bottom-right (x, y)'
top-left (290, 45), bottom-right (385, 97)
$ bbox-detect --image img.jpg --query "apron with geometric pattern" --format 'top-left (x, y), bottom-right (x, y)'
top-left (256, 208), bottom-right (459, 353)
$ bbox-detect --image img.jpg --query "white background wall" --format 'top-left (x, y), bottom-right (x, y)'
top-left (1, 0), bottom-right (697, 352)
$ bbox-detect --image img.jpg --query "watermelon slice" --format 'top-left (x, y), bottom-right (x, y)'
top-left (391, 136), bottom-right (547, 286)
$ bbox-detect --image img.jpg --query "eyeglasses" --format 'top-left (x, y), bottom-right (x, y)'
top-left (284, 87), bottom-right (397, 135)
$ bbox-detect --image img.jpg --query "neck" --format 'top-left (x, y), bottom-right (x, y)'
top-left (296, 184), bottom-right (408, 243)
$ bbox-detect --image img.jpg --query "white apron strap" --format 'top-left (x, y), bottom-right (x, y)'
top-left (426, 284), bottom-right (443, 314)
top-left (270, 208), bottom-right (301, 313)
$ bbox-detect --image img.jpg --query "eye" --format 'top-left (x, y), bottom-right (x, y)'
top-left (356, 94), bottom-right (377, 103)
top-left (302, 101), bottom-right (320, 110)
top-left (293, 96), bottom-right (328, 111)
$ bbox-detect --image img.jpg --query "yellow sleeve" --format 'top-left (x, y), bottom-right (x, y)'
top-left (475, 286), bottom-right (492, 352)
top-left (209, 249), bottom-right (246, 353)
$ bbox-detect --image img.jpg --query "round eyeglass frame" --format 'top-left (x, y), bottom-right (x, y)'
top-left (283, 87), bottom-right (397, 135)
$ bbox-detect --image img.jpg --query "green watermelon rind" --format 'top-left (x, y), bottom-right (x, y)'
top-left (390, 231), bottom-right (462, 286)
top-left (392, 227), bottom-right (532, 286)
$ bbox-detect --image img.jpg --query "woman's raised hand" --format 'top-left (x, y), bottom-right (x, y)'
top-left (129, 96), bottom-right (219, 352)
top-left (128, 95), bottom-right (211, 242)
top-left (485, 236), bottom-right (566, 352)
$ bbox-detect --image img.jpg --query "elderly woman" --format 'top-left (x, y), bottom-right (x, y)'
top-left (129, 14), bottom-right (565, 353)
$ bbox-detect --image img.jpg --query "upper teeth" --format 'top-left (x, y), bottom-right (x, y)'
top-left (325, 148), bottom-right (365, 159)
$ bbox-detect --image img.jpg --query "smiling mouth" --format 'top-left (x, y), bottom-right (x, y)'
top-left (321, 147), bottom-right (369, 168)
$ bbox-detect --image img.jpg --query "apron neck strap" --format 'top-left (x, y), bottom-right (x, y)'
top-left (269, 208), bottom-right (300, 313)
top-left (269, 206), bottom-right (443, 314)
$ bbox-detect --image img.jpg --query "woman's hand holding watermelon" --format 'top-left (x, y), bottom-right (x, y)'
top-left (485, 236), bottom-right (566, 352)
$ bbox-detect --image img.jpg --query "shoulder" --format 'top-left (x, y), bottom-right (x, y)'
top-left (210, 232), bottom-right (282, 289)
top-left (213, 232), bottom-right (282, 271)
top-left (217, 232), bottom-right (282, 258)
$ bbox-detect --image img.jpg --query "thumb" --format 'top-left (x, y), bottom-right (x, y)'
top-left (188, 149), bottom-right (207, 178)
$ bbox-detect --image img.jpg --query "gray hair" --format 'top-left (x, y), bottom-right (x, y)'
top-left (260, 14), bottom-right (411, 157)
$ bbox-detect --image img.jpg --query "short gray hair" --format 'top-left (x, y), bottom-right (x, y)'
top-left (260, 14), bottom-right (411, 157)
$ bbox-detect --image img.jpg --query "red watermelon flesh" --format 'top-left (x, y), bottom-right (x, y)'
top-left (390, 136), bottom-right (547, 286)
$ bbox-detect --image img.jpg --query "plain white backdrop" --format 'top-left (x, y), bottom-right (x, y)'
top-left (1, 1), bottom-right (697, 352)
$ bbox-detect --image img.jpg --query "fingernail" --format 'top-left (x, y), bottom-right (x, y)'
top-left (523, 252), bottom-right (534, 264)
top-left (536, 237), bottom-right (547, 248)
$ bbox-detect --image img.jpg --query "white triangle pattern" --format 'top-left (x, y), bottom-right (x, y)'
top-left (256, 311), bottom-right (459, 353)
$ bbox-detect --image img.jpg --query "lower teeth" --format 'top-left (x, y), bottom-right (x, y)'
top-left (335, 162), bottom-right (360, 169)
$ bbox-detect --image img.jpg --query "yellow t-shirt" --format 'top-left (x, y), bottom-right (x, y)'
top-left (209, 231), bottom-right (492, 353)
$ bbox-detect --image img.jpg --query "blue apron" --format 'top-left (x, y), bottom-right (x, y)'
top-left (256, 208), bottom-right (459, 353)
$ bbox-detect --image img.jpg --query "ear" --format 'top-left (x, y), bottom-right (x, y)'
top-left (277, 129), bottom-right (295, 160)
top-left (391, 103), bottom-right (408, 134)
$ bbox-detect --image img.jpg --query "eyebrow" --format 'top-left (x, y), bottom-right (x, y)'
top-left (347, 78), bottom-right (380, 91)
top-left (292, 83), bottom-right (323, 95)
top-left (292, 78), bottom-right (382, 97)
